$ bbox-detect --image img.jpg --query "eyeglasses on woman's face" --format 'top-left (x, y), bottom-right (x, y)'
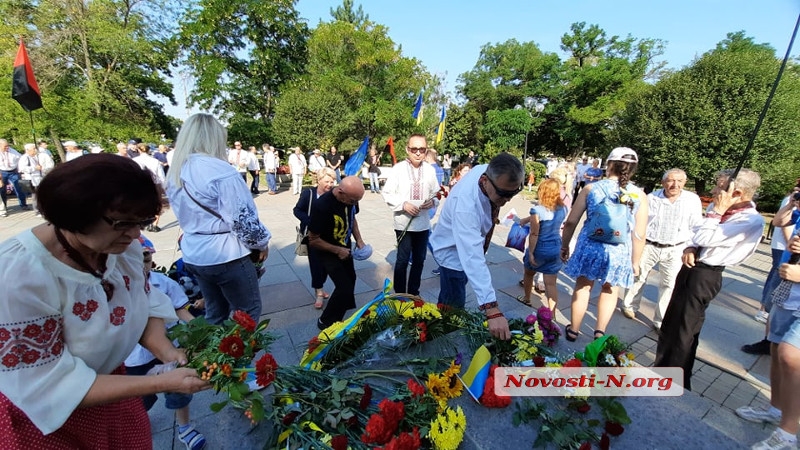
top-left (102, 216), bottom-right (156, 231)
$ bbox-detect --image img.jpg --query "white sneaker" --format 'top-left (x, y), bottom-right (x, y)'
top-left (755, 311), bottom-right (770, 324)
top-left (751, 430), bottom-right (797, 450)
top-left (621, 307), bottom-right (636, 319)
top-left (736, 406), bottom-right (781, 424)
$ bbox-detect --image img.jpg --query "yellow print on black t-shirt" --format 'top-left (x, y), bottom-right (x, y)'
top-left (333, 214), bottom-right (347, 246)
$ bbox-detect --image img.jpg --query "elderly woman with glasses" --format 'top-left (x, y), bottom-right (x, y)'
top-left (0, 153), bottom-right (209, 447)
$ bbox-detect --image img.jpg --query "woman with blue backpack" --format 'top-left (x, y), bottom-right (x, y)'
top-left (559, 147), bottom-right (649, 341)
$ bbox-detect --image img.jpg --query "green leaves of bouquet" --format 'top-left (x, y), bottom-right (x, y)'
top-left (169, 310), bottom-right (278, 423)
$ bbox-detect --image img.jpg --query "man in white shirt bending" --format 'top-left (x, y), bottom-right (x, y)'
top-left (430, 152), bottom-right (524, 341)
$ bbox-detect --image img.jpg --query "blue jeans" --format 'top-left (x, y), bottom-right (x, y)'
top-left (761, 248), bottom-right (784, 311)
top-left (0, 170), bottom-right (26, 207)
top-left (437, 266), bottom-right (468, 308)
top-left (266, 172), bottom-right (277, 192)
top-left (394, 230), bottom-right (428, 295)
top-left (369, 173), bottom-right (380, 192)
top-left (249, 170), bottom-right (259, 193)
top-left (185, 255), bottom-right (262, 325)
top-left (443, 168), bottom-right (451, 186)
top-left (334, 168), bottom-right (341, 184)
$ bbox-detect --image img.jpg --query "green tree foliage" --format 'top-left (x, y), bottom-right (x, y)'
top-left (0, 0), bottom-right (180, 147)
top-left (329, 0), bottom-right (369, 27)
top-left (558, 22), bottom-right (665, 156)
top-left (177, 0), bottom-right (308, 125)
top-left (271, 17), bottom-right (431, 151)
top-left (615, 32), bottom-right (800, 209)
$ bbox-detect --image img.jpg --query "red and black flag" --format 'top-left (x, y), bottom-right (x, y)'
top-left (12, 39), bottom-right (43, 112)
top-left (383, 136), bottom-right (396, 165)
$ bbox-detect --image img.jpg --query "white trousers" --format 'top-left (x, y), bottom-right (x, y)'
top-left (621, 243), bottom-right (684, 327)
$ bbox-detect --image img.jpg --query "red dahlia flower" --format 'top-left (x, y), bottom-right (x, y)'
top-left (331, 435), bottom-right (348, 450)
top-left (254, 353), bottom-right (278, 387)
top-left (219, 335), bottom-right (245, 358)
top-left (231, 310), bottom-right (257, 332)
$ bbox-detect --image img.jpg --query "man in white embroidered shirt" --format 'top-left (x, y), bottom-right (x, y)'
top-left (621, 168), bottom-right (703, 329)
top-left (382, 134), bottom-right (439, 295)
top-left (430, 152), bottom-right (524, 340)
top-left (655, 168), bottom-right (763, 391)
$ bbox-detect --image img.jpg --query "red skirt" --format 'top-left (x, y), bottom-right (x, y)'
top-left (0, 368), bottom-right (151, 449)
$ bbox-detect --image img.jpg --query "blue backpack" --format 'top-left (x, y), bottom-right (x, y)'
top-left (585, 190), bottom-right (630, 245)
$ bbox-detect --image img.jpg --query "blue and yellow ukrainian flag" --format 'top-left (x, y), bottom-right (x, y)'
top-left (435, 105), bottom-right (446, 144)
top-left (459, 345), bottom-right (492, 401)
top-left (411, 91), bottom-right (423, 125)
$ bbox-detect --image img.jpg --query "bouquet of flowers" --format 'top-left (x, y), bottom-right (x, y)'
top-left (527, 306), bottom-right (561, 347)
top-left (265, 357), bottom-right (467, 450)
top-left (301, 294), bottom-right (481, 372)
top-left (576, 334), bottom-right (634, 367)
top-left (168, 311), bottom-right (278, 422)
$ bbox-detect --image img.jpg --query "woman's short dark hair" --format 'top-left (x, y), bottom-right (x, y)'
top-left (37, 153), bottom-right (162, 232)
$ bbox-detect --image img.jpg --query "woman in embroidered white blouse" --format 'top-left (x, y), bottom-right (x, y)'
top-left (0, 154), bottom-right (209, 448)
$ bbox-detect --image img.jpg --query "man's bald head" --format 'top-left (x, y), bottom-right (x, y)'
top-left (335, 176), bottom-right (365, 205)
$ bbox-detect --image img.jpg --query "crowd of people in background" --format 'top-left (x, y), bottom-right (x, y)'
top-left (2, 114), bottom-right (798, 449)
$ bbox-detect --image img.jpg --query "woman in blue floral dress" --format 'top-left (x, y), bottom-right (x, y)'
top-left (560, 148), bottom-right (649, 341)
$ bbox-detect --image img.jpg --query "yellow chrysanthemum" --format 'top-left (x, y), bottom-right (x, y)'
top-left (428, 406), bottom-right (466, 450)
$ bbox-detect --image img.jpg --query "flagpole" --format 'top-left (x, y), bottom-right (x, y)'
top-left (28, 111), bottom-right (37, 143)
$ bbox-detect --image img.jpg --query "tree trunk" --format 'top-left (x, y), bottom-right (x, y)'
top-left (695, 178), bottom-right (706, 195)
top-left (49, 129), bottom-right (65, 163)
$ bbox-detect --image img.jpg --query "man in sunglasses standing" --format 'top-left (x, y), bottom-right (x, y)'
top-left (381, 134), bottom-right (440, 295)
top-left (430, 152), bottom-right (524, 340)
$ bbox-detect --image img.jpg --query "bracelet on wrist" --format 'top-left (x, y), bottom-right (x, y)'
top-left (478, 301), bottom-right (498, 311)
top-left (486, 312), bottom-right (504, 320)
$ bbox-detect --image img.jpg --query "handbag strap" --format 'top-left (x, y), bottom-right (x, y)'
top-left (301, 190), bottom-right (313, 236)
top-left (183, 185), bottom-right (222, 219)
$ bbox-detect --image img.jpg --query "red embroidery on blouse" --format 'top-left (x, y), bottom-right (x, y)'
top-left (123, 275), bottom-right (131, 291)
top-left (109, 306), bottom-right (126, 326)
top-left (0, 315), bottom-right (64, 371)
top-left (72, 299), bottom-right (99, 321)
top-left (144, 278), bottom-right (151, 295)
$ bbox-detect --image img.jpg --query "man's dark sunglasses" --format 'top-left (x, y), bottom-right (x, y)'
top-left (485, 174), bottom-right (522, 199)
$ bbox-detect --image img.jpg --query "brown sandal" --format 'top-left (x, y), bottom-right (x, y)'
top-left (515, 295), bottom-right (532, 307)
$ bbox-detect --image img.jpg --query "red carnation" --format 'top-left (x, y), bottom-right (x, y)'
top-left (600, 432), bottom-right (610, 450)
top-left (605, 421), bottom-right (624, 436)
top-left (563, 358), bottom-right (583, 367)
top-left (307, 336), bottom-right (321, 352)
top-left (377, 399), bottom-right (405, 429)
top-left (533, 356), bottom-right (545, 367)
top-left (219, 335), bottom-right (245, 358)
top-left (282, 411), bottom-right (299, 425)
top-left (579, 442), bottom-right (592, 450)
top-left (331, 435), bottom-right (348, 450)
top-left (362, 413), bottom-right (393, 445)
top-left (360, 383), bottom-right (373, 410)
top-left (378, 427), bottom-right (421, 450)
top-left (407, 379), bottom-right (425, 398)
top-left (413, 299), bottom-right (425, 308)
top-left (232, 310), bottom-right (256, 332)
top-left (254, 353), bottom-right (278, 387)
top-left (480, 367), bottom-right (511, 408)
top-left (416, 322), bottom-right (428, 342)
top-left (576, 402), bottom-right (591, 414)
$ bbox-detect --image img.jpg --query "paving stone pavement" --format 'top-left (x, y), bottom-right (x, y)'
top-left (0, 179), bottom-right (787, 449)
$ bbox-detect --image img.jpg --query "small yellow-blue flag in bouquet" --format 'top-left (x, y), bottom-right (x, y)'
top-left (459, 345), bottom-right (491, 401)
